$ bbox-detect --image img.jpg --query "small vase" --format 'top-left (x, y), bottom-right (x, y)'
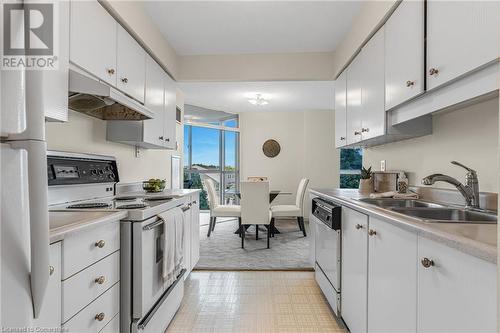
top-left (358, 178), bottom-right (374, 194)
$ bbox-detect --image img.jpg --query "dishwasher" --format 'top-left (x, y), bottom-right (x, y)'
top-left (312, 197), bottom-right (342, 316)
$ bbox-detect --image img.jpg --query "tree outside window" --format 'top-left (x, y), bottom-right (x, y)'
top-left (340, 148), bottom-right (363, 188)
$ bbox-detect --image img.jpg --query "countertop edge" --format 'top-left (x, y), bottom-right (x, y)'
top-left (309, 188), bottom-right (497, 264)
top-left (49, 211), bottom-right (128, 244)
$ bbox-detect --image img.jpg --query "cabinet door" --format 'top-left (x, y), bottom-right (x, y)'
top-left (368, 218), bottom-right (417, 333)
top-left (70, 0), bottom-right (117, 86)
top-left (334, 70), bottom-right (347, 148)
top-left (116, 25), bottom-right (146, 103)
top-left (44, 0), bottom-right (69, 122)
top-left (360, 27), bottom-right (385, 141)
top-left (341, 207), bottom-right (368, 333)
top-left (190, 195), bottom-right (200, 270)
top-left (33, 242), bottom-right (61, 330)
top-left (143, 56), bottom-right (165, 148)
top-left (183, 204), bottom-right (192, 274)
top-left (417, 237), bottom-right (496, 333)
top-left (427, 1), bottom-right (500, 90)
top-left (346, 56), bottom-right (363, 145)
top-left (384, 0), bottom-right (424, 110)
top-left (163, 74), bottom-right (177, 149)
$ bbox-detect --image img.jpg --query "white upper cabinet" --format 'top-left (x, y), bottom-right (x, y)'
top-left (116, 26), bottom-right (146, 103)
top-left (163, 74), bottom-right (177, 150)
top-left (384, 0), bottom-right (424, 110)
top-left (426, 1), bottom-right (500, 90)
top-left (143, 56), bottom-right (166, 147)
top-left (334, 70), bottom-right (347, 148)
top-left (346, 55), bottom-right (363, 145)
top-left (70, 0), bottom-right (117, 86)
top-left (359, 27), bottom-right (385, 141)
top-left (417, 237), bottom-right (496, 333)
top-left (368, 217), bottom-right (417, 333)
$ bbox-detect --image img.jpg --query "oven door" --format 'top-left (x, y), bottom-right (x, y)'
top-left (132, 216), bottom-right (166, 319)
top-left (315, 219), bottom-right (341, 292)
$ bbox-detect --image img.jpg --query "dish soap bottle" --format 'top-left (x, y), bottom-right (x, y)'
top-left (398, 172), bottom-right (408, 194)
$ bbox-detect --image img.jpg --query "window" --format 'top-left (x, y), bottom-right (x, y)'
top-left (183, 112), bottom-right (240, 210)
top-left (340, 148), bottom-right (363, 188)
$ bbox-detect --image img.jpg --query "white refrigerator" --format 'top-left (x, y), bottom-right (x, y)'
top-left (1, 5), bottom-right (55, 329)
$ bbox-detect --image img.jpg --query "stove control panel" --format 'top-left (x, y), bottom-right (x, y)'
top-left (47, 153), bottom-right (119, 186)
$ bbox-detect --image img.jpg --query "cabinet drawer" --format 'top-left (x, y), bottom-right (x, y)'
top-left (62, 222), bottom-right (120, 279)
top-left (62, 251), bottom-right (120, 323)
top-left (100, 313), bottom-right (119, 333)
top-left (63, 282), bottom-right (120, 333)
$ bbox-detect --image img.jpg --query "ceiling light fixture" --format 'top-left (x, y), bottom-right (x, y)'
top-left (248, 94), bottom-right (269, 106)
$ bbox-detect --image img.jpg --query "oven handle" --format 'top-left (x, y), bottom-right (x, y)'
top-left (142, 204), bottom-right (191, 230)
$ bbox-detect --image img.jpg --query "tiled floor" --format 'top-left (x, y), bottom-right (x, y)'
top-left (166, 271), bottom-right (346, 333)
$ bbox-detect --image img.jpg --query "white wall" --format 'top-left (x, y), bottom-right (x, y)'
top-left (239, 110), bottom-right (339, 213)
top-left (46, 90), bottom-right (185, 185)
top-left (364, 98), bottom-right (499, 193)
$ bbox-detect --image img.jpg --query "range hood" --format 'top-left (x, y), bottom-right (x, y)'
top-left (68, 69), bottom-right (154, 120)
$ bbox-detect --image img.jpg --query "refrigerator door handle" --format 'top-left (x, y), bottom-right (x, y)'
top-left (10, 140), bottom-right (50, 318)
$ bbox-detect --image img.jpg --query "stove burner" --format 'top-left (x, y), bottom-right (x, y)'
top-left (115, 196), bottom-right (138, 201)
top-left (144, 196), bottom-right (172, 201)
top-left (67, 202), bottom-right (110, 209)
top-left (117, 204), bottom-right (147, 210)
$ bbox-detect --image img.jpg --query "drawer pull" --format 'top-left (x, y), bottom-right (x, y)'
top-left (95, 240), bottom-right (106, 248)
top-left (95, 312), bottom-right (105, 321)
top-left (95, 276), bottom-right (106, 284)
top-left (421, 257), bottom-right (434, 268)
top-left (121, 77), bottom-right (129, 84)
top-left (429, 68), bottom-right (439, 76)
top-left (106, 68), bottom-right (115, 75)
top-left (354, 130), bottom-right (362, 136)
top-left (406, 80), bottom-right (415, 87)
top-left (368, 229), bottom-right (377, 236)
top-left (355, 224), bottom-right (363, 230)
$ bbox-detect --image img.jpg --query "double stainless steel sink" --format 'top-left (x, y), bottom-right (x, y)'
top-left (358, 198), bottom-right (497, 224)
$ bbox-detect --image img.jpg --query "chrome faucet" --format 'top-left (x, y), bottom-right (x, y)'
top-left (421, 161), bottom-right (479, 209)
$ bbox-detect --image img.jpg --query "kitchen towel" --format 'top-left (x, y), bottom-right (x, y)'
top-left (158, 206), bottom-right (184, 286)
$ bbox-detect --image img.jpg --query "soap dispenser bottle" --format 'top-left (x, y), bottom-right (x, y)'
top-left (398, 172), bottom-right (408, 194)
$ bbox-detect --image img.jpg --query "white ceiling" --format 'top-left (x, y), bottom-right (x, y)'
top-left (143, 1), bottom-right (362, 55)
top-left (178, 81), bottom-right (335, 114)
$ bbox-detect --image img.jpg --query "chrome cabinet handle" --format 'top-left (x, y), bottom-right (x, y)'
top-left (159, 136), bottom-right (164, 140)
top-left (355, 224), bottom-right (363, 230)
top-left (95, 312), bottom-right (105, 321)
top-left (406, 80), bottom-right (415, 87)
top-left (49, 266), bottom-right (54, 276)
top-left (354, 131), bottom-right (362, 136)
top-left (340, 136), bottom-right (346, 141)
top-left (165, 138), bottom-right (170, 142)
top-left (95, 240), bottom-right (106, 248)
top-left (361, 128), bottom-right (369, 133)
top-left (107, 68), bottom-right (115, 75)
top-left (121, 77), bottom-right (129, 83)
top-left (429, 68), bottom-right (439, 76)
top-left (95, 276), bottom-right (106, 284)
top-left (368, 229), bottom-right (377, 236)
top-left (421, 257), bottom-right (434, 268)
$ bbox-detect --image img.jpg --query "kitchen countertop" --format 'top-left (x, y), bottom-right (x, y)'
top-left (49, 211), bottom-right (127, 243)
top-left (309, 188), bottom-right (497, 264)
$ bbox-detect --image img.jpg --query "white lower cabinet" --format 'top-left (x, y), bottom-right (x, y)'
top-left (339, 205), bottom-right (496, 333)
top-left (33, 242), bottom-right (62, 330)
top-left (417, 237), bottom-right (496, 333)
top-left (341, 207), bottom-right (368, 333)
top-left (367, 217), bottom-right (417, 333)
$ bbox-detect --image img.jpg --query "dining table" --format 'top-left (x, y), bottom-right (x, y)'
top-left (233, 190), bottom-right (292, 235)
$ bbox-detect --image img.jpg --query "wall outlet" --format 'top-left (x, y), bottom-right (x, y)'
top-left (380, 160), bottom-right (386, 172)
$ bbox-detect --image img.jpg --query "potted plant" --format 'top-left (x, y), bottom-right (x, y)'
top-left (359, 166), bottom-right (374, 194)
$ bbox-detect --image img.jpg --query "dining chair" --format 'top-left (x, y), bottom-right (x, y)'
top-left (270, 178), bottom-right (309, 237)
top-left (240, 181), bottom-right (273, 249)
top-left (204, 178), bottom-right (241, 237)
top-left (247, 176), bottom-right (268, 182)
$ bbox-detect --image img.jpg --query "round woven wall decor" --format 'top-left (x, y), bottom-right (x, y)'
top-left (262, 139), bottom-right (281, 158)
